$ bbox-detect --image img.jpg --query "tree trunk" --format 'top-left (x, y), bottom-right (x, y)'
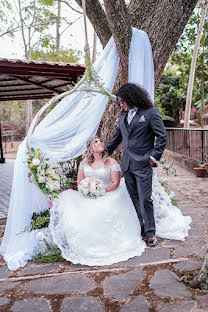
top-left (76, 0), bottom-right (198, 88)
top-left (75, 0), bottom-right (111, 47)
top-left (201, 36), bottom-right (205, 129)
top-left (103, 0), bottom-right (132, 82)
top-left (184, 1), bottom-right (208, 128)
top-left (56, 0), bottom-right (61, 54)
top-left (26, 100), bottom-right (33, 134)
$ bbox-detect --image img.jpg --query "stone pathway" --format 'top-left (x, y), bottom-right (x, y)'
top-left (0, 157), bottom-right (207, 311)
top-left (0, 159), bottom-right (14, 219)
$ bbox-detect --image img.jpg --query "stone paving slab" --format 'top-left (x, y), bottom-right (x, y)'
top-left (102, 267), bottom-right (144, 300)
top-left (158, 300), bottom-right (195, 312)
top-left (0, 159), bottom-right (14, 219)
top-left (108, 247), bottom-right (171, 268)
top-left (21, 273), bottom-right (96, 294)
top-left (0, 297), bottom-right (9, 307)
top-left (19, 263), bottom-right (61, 276)
top-left (150, 269), bottom-right (191, 298)
top-left (61, 296), bottom-right (103, 312)
top-left (0, 282), bottom-right (20, 293)
top-left (0, 267), bottom-right (10, 279)
top-left (120, 296), bottom-right (148, 312)
top-left (173, 260), bottom-right (203, 271)
top-left (11, 297), bottom-right (50, 312)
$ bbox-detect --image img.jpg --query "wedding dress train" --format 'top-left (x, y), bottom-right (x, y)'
top-left (49, 164), bottom-right (191, 266)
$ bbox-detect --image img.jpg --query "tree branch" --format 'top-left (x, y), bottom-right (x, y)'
top-left (75, 0), bottom-right (111, 47)
top-left (57, 0), bottom-right (82, 14)
top-left (104, 0), bottom-right (132, 83)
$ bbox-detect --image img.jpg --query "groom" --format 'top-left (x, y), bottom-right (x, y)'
top-left (107, 83), bottom-right (167, 247)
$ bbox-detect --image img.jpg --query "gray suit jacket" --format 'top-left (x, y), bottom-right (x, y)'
top-left (107, 107), bottom-right (167, 172)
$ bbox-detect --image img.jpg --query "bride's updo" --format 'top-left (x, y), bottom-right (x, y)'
top-left (84, 136), bottom-right (110, 165)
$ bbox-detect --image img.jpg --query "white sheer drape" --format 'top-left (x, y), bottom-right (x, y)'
top-left (0, 28), bottom-right (154, 270)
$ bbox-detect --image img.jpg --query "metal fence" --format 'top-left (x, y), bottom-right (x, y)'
top-left (166, 128), bottom-right (208, 163)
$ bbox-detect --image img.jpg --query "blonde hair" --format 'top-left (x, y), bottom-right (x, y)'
top-left (84, 136), bottom-right (110, 165)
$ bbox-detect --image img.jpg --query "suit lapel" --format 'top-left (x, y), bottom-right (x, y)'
top-left (120, 113), bottom-right (129, 137)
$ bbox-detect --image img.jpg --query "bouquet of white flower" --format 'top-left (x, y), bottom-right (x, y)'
top-left (27, 148), bottom-right (60, 199)
top-left (78, 177), bottom-right (106, 198)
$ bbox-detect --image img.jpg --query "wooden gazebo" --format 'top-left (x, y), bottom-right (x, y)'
top-left (0, 58), bottom-right (85, 162)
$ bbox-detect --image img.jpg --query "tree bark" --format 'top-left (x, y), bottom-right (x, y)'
top-left (75, 0), bottom-right (111, 47)
top-left (103, 0), bottom-right (132, 83)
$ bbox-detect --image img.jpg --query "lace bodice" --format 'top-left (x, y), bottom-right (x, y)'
top-left (79, 163), bottom-right (121, 187)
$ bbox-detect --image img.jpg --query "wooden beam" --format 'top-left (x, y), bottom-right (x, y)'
top-left (0, 60), bottom-right (85, 72)
top-left (1, 70), bottom-right (78, 79)
top-left (0, 83), bottom-right (32, 90)
top-left (0, 66), bottom-right (84, 76)
top-left (9, 75), bottom-right (61, 94)
top-left (0, 94), bottom-right (53, 101)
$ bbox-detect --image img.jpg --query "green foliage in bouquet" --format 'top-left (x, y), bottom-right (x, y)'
top-left (30, 210), bottom-right (50, 230)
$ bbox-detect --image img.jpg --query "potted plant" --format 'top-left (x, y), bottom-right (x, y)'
top-left (194, 164), bottom-right (206, 177)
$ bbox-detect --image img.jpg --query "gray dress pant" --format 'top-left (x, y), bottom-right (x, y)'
top-left (123, 162), bottom-right (155, 238)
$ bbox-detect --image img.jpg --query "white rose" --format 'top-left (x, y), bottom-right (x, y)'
top-left (101, 189), bottom-right (106, 196)
top-left (36, 231), bottom-right (45, 241)
top-left (40, 170), bottom-right (45, 176)
top-left (82, 181), bottom-right (89, 188)
top-left (32, 158), bottom-right (40, 166)
top-left (38, 175), bottom-right (45, 183)
top-left (78, 185), bottom-right (83, 192)
top-left (83, 188), bottom-right (89, 195)
top-left (94, 190), bottom-right (100, 196)
top-left (90, 186), bottom-right (96, 193)
top-left (46, 179), bottom-right (54, 191)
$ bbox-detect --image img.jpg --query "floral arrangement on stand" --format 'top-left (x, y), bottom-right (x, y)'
top-left (26, 148), bottom-right (82, 262)
top-left (78, 177), bottom-right (105, 198)
top-left (27, 148), bottom-right (60, 200)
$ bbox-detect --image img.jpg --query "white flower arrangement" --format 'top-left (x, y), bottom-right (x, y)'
top-left (78, 177), bottom-right (106, 198)
top-left (27, 148), bottom-right (60, 199)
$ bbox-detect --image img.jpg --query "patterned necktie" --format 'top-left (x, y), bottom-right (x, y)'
top-left (127, 108), bottom-right (137, 124)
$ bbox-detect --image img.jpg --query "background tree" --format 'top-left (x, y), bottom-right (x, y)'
top-left (184, 0), bottom-right (208, 128)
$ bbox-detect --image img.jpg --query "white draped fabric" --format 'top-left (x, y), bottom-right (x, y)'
top-left (0, 28), bottom-right (154, 270)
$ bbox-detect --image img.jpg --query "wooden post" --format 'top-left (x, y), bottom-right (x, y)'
top-left (0, 122), bottom-right (5, 163)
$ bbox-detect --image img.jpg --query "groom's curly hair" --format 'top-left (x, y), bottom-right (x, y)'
top-left (116, 83), bottom-right (153, 110)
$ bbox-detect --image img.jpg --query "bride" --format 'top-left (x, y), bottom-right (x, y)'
top-left (49, 136), bottom-right (191, 266)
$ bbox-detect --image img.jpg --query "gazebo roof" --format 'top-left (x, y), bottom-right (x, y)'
top-left (0, 58), bottom-right (86, 101)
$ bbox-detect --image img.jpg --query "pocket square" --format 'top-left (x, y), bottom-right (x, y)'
top-left (138, 115), bottom-right (145, 122)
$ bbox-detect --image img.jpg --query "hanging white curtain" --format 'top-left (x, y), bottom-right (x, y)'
top-left (0, 28), bottom-right (154, 270)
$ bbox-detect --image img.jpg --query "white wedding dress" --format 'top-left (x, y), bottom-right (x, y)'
top-left (49, 163), bottom-right (191, 266)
